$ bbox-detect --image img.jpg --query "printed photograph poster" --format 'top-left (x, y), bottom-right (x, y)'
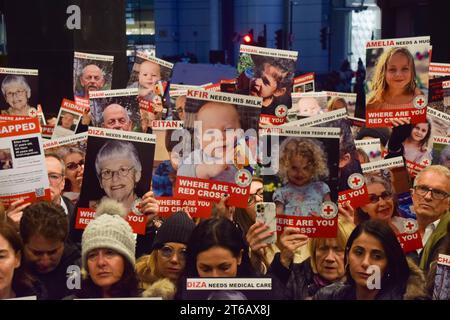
top-left (293, 72), bottom-right (315, 93)
top-left (174, 89), bottom-right (262, 207)
top-left (236, 44), bottom-right (298, 126)
top-left (0, 118), bottom-right (51, 207)
top-left (260, 126), bottom-right (340, 238)
top-left (432, 254), bottom-right (450, 300)
top-left (76, 127), bottom-right (156, 234)
top-left (166, 89), bottom-right (187, 123)
top-left (428, 63), bottom-right (450, 114)
top-left (429, 62), bottom-right (450, 79)
top-left (287, 91), bottom-right (355, 123)
top-left (152, 120), bottom-right (212, 218)
top-left (364, 36), bottom-right (430, 127)
top-left (390, 108), bottom-right (450, 177)
top-left (283, 108), bottom-right (369, 209)
top-left (89, 88), bottom-right (143, 132)
top-left (361, 157), bottom-right (422, 253)
top-left (0, 67), bottom-right (39, 117)
top-left (203, 82), bottom-right (221, 92)
top-left (43, 132), bottom-right (88, 205)
top-left (431, 136), bottom-right (450, 170)
top-left (41, 125), bottom-right (54, 140)
top-left (36, 104), bottom-right (46, 127)
top-left (288, 92), bottom-right (328, 122)
top-left (443, 80), bottom-right (450, 114)
top-left (52, 99), bottom-right (86, 139)
top-left (355, 138), bottom-right (383, 164)
top-left (73, 51), bottom-right (114, 102)
top-left (127, 52), bottom-right (173, 120)
top-left (220, 79), bottom-right (238, 94)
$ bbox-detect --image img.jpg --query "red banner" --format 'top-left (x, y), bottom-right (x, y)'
top-left (397, 231), bottom-right (423, 253)
top-left (75, 208), bottom-right (147, 235)
top-left (156, 197), bottom-right (212, 218)
top-left (276, 215), bottom-right (338, 238)
top-left (0, 189), bottom-right (51, 209)
top-left (259, 114), bottom-right (286, 126)
top-left (338, 185), bottom-right (369, 208)
top-left (366, 107), bottom-right (427, 128)
top-left (174, 176), bottom-right (250, 208)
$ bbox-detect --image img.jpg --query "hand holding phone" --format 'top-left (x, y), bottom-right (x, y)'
top-left (255, 202), bottom-right (277, 244)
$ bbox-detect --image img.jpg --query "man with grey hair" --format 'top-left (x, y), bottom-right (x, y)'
top-left (411, 165), bottom-right (450, 271)
top-left (101, 103), bottom-right (132, 131)
top-left (76, 64), bottom-right (105, 98)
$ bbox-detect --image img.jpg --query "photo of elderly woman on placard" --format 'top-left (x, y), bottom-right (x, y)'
top-left (76, 133), bottom-right (156, 219)
top-left (0, 74), bottom-right (38, 117)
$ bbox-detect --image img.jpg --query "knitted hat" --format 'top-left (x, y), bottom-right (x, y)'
top-left (82, 198), bottom-right (136, 269)
top-left (355, 127), bottom-right (391, 147)
top-left (152, 211), bottom-right (196, 251)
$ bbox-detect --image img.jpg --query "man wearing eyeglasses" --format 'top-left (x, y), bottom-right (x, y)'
top-left (45, 154), bottom-right (75, 220)
top-left (411, 165), bottom-right (450, 272)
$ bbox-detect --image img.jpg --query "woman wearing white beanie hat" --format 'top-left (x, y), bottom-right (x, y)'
top-left (73, 198), bottom-right (140, 298)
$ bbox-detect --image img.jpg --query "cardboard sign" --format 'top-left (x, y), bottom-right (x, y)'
top-left (364, 36), bottom-right (431, 127)
top-left (0, 118), bottom-right (51, 207)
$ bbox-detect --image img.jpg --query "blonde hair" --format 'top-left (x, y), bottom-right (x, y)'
top-left (367, 47), bottom-right (417, 105)
top-left (135, 251), bottom-right (160, 290)
top-left (327, 97), bottom-right (347, 112)
top-left (309, 218), bottom-right (355, 273)
top-left (278, 137), bottom-right (329, 183)
top-left (414, 165), bottom-right (450, 191)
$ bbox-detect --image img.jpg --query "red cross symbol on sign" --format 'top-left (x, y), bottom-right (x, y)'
top-left (278, 107), bottom-right (285, 114)
top-left (238, 172), bottom-right (249, 184)
top-left (29, 109), bottom-right (36, 116)
top-left (416, 98), bottom-right (424, 106)
top-left (351, 176), bottom-right (361, 186)
top-left (323, 205), bottom-right (334, 216)
top-left (405, 221), bottom-right (415, 231)
top-left (422, 160), bottom-right (429, 165)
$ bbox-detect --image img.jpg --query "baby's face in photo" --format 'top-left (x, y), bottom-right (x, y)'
top-left (196, 102), bottom-right (241, 158)
top-left (295, 97), bottom-right (322, 116)
top-left (139, 61), bottom-right (161, 90)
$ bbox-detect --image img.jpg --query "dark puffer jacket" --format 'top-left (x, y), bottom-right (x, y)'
top-left (313, 258), bottom-right (429, 300)
top-left (268, 253), bottom-right (339, 300)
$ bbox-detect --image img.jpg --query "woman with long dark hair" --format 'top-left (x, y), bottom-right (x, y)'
top-left (313, 220), bottom-right (428, 300)
top-left (0, 210), bottom-right (43, 299)
top-left (177, 217), bottom-right (283, 300)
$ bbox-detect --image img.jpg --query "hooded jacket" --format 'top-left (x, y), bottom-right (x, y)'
top-left (313, 258), bottom-right (429, 300)
top-left (32, 241), bottom-right (81, 300)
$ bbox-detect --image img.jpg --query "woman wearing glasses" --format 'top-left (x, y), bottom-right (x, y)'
top-left (1, 75), bottom-right (37, 117)
top-left (357, 174), bottom-right (409, 234)
top-left (92, 140), bottom-right (158, 215)
top-left (57, 147), bottom-right (85, 204)
top-left (136, 211), bottom-right (195, 299)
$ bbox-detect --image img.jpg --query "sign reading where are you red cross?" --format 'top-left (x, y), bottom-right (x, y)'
top-left (276, 215), bottom-right (338, 238)
top-left (174, 176), bottom-right (251, 208)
